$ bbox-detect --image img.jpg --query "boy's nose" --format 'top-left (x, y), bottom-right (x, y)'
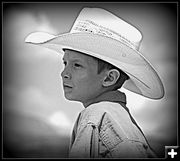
top-left (61, 69), bottom-right (71, 79)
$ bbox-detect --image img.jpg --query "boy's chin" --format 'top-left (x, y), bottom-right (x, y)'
top-left (64, 94), bottom-right (73, 100)
top-left (64, 94), bottom-right (89, 105)
top-left (64, 93), bottom-right (81, 102)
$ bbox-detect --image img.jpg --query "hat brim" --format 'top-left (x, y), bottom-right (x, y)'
top-left (25, 32), bottom-right (164, 99)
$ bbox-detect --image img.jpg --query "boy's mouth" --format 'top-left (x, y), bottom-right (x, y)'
top-left (63, 83), bottom-right (73, 90)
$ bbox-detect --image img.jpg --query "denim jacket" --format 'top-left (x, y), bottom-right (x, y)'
top-left (68, 90), bottom-right (157, 158)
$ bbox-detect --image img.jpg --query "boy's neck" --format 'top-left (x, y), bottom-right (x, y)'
top-left (82, 90), bottom-right (126, 108)
top-left (82, 90), bottom-right (107, 108)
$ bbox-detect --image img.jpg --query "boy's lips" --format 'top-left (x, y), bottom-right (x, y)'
top-left (63, 83), bottom-right (73, 88)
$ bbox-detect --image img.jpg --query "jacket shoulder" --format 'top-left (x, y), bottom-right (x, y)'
top-left (80, 101), bottom-right (124, 127)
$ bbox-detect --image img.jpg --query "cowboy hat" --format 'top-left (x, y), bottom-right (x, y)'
top-left (25, 7), bottom-right (164, 99)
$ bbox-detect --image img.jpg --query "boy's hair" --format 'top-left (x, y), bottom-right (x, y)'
top-left (95, 57), bottom-right (129, 90)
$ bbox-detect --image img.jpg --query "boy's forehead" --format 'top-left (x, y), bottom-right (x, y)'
top-left (63, 49), bottom-right (97, 63)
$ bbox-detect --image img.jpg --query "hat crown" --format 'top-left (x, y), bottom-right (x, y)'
top-left (70, 7), bottom-right (142, 50)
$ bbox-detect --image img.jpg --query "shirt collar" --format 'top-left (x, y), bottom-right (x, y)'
top-left (91, 90), bottom-right (127, 105)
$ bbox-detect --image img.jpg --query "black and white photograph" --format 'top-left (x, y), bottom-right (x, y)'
top-left (2, 2), bottom-right (178, 159)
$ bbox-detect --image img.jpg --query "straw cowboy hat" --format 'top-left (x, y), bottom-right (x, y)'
top-left (25, 7), bottom-right (164, 99)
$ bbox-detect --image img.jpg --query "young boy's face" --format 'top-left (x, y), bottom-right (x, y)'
top-left (61, 49), bottom-right (105, 105)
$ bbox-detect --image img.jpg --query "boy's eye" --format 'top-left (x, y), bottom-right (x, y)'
top-left (74, 63), bottom-right (82, 68)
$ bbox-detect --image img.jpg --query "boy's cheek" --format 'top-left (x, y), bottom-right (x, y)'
top-left (76, 71), bottom-right (89, 80)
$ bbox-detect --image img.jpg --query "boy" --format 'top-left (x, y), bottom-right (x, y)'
top-left (25, 7), bottom-right (164, 158)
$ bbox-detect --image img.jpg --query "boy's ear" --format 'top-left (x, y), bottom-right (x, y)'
top-left (102, 69), bottom-right (120, 87)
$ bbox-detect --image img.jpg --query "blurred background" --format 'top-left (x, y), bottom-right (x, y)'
top-left (2, 2), bottom-right (177, 158)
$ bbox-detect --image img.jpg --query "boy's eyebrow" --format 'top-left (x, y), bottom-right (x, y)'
top-left (62, 57), bottom-right (84, 63)
top-left (72, 59), bottom-right (84, 62)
